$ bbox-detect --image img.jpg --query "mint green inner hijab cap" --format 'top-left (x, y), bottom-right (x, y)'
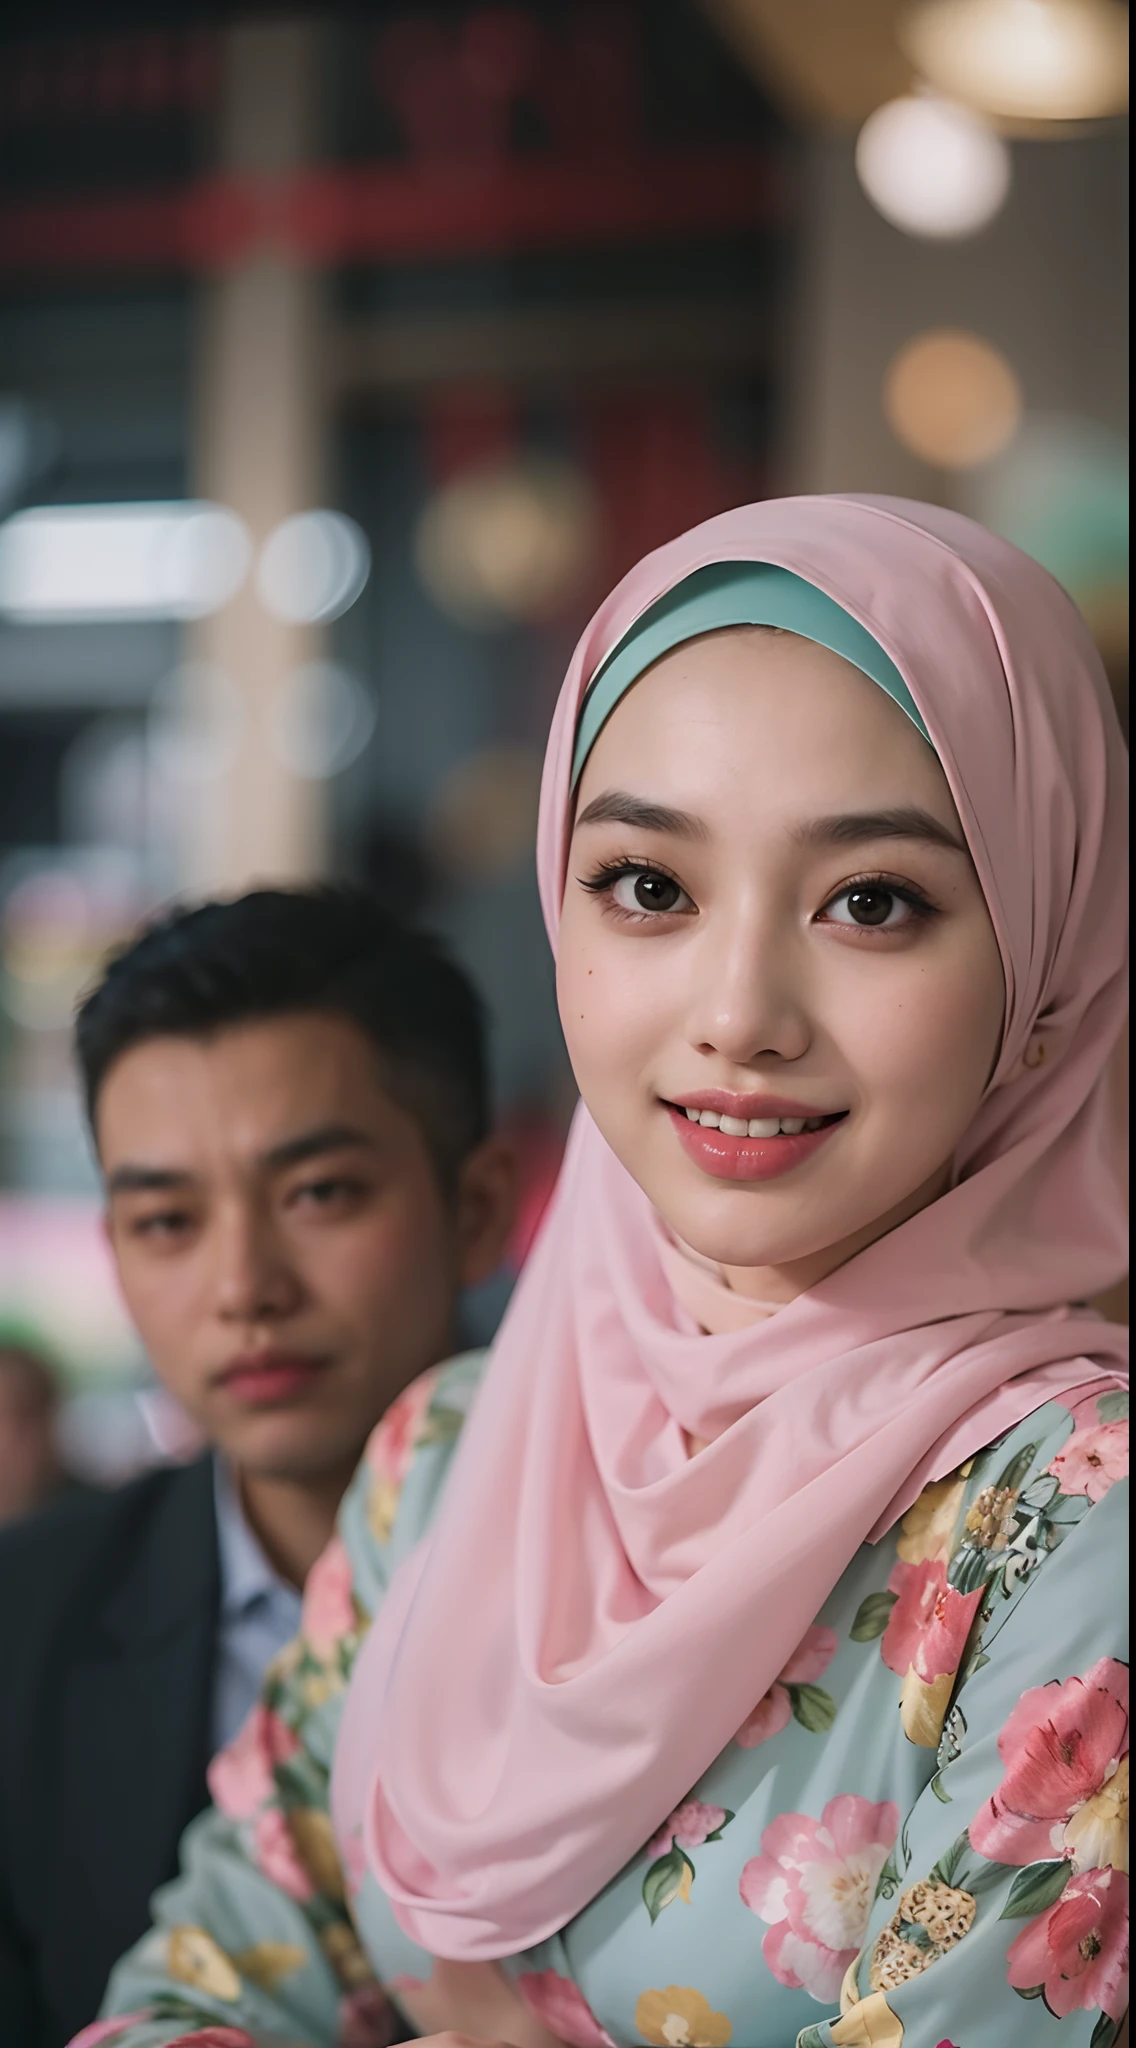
top-left (570, 561), bottom-right (931, 787)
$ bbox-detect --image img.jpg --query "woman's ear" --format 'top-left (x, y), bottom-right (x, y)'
top-left (454, 1134), bottom-right (519, 1290)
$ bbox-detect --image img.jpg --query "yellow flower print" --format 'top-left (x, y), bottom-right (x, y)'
top-left (1063, 1751), bottom-right (1129, 1872)
top-left (321, 1919), bottom-right (377, 1988)
top-left (167, 1924), bottom-right (241, 2000)
top-left (233, 1940), bottom-right (308, 1989)
top-left (898, 1664), bottom-right (955, 1750)
top-left (635, 1985), bottom-right (732, 2046)
top-left (368, 1473), bottom-right (401, 1546)
top-left (895, 1468), bottom-right (969, 1566)
top-left (828, 1990), bottom-right (905, 2045)
top-left (288, 1806), bottom-right (345, 1897)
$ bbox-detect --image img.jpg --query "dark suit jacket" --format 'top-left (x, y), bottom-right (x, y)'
top-left (0, 1456), bottom-right (220, 2046)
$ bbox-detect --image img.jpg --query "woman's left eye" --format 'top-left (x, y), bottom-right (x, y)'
top-left (821, 884), bottom-right (928, 929)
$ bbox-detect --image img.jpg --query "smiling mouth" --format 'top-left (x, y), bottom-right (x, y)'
top-left (672, 1106), bottom-right (847, 1138)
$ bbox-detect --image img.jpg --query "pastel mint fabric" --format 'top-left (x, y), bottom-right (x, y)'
top-left (94, 1354), bottom-right (1129, 2048)
top-left (569, 560), bottom-right (932, 786)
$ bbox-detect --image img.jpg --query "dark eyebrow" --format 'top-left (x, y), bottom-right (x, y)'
top-left (106, 1165), bottom-right (195, 1196)
top-left (574, 789), bottom-right (709, 840)
top-left (105, 1123), bottom-right (377, 1195)
top-left (795, 807), bottom-right (967, 855)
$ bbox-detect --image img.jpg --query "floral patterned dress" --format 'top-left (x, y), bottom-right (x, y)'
top-left (88, 1352), bottom-right (1129, 2048)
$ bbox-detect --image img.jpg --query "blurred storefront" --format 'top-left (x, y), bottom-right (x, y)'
top-left (0, 0), bottom-right (1127, 1426)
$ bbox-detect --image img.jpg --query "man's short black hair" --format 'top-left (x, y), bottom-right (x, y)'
top-left (75, 887), bottom-right (489, 1189)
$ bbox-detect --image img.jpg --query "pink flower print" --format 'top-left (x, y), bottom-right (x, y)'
top-left (1048, 1420), bottom-right (1128, 1504)
top-left (337, 1985), bottom-right (396, 2048)
top-left (1006, 1866), bottom-right (1129, 2020)
top-left (969, 1658), bottom-right (1129, 1869)
top-left (646, 1799), bottom-right (729, 1861)
top-left (251, 1806), bottom-right (315, 1901)
top-left (881, 1559), bottom-right (982, 1683)
top-left (364, 1369), bottom-right (439, 1481)
top-left (739, 1794), bottom-right (899, 2004)
top-left (736, 1625), bottom-right (838, 1748)
top-left (516, 1971), bottom-right (618, 2048)
top-left (69, 2021), bottom-right (153, 2048)
top-left (207, 1703), bottom-right (301, 1819)
top-left (302, 1536), bottom-right (356, 1660)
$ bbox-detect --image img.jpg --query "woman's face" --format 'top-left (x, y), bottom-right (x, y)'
top-left (557, 628), bottom-right (1006, 1292)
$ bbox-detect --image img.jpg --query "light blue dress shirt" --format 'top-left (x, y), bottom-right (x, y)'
top-left (211, 1456), bottom-right (304, 1752)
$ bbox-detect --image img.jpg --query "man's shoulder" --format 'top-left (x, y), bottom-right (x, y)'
top-left (0, 1453), bottom-right (216, 1626)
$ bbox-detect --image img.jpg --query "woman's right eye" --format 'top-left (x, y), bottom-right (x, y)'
top-left (611, 869), bottom-right (689, 915)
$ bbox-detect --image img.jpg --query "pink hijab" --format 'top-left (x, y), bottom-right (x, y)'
top-left (333, 495), bottom-right (1128, 1961)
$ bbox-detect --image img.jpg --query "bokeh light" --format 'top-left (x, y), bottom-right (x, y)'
top-left (884, 329), bottom-right (1022, 466)
top-left (255, 509), bottom-right (371, 625)
top-left (901, 0), bottom-right (1129, 124)
top-left (856, 94), bottom-right (1011, 237)
top-left (425, 744), bottom-right (544, 880)
top-left (0, 501), bottom-right (250, 621)
top-left (147, 662), bottom-right (246, 786)
top-left (271, 661), bottom-right (377, 779)
top-left (415, 456), bottom-right (597, 629)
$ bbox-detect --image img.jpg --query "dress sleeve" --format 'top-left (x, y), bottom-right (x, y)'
top-left (800, 1398), bottom-right (1129, 2048)
top-left (84, 1354), bottom-right (483, 2048)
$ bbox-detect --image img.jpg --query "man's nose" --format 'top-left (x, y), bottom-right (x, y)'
top-left (213, 1202), bottom-right (302, 1324)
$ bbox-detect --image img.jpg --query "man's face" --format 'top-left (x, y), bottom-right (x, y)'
top-left (97, 1014), bottom-right (489, 1482)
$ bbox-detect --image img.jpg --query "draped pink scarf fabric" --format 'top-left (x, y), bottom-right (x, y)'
top-left (332, 495), bottom-right (1128, 1962)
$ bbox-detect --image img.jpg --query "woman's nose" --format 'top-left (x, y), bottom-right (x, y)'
top-left (685, 919), bottom-right (812, 1067)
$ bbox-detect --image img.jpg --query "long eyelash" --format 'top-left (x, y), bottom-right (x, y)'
top-left (828, 871), bottom-right (939, 918)
top-left (577, 856), bottom-right (678, 895)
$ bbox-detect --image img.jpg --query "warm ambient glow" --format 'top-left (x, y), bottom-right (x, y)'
top-left (856, 93), bottom-right (1010, 237)
top-left (415, 457), bottom-right (596, 628)
top-left (0, 502), bottom-right (250, 622)
top-left (884, 330), bottom-right (1023, 467)
top-left (900, 0), bottom-right (1128, 124)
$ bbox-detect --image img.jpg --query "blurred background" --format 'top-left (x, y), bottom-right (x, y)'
top-left (0, 0), bottom-right (1128, 1495)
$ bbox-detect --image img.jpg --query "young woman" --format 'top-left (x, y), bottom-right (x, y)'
top-left (89, 497), bottom-right (1128, 2048)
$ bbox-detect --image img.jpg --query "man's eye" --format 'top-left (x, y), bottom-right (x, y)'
top-left (611, 870), bottom-right (690, 915)
top-left (133, 1211), bottom-right (193, 1238)
top-left (294, 1178), bottom-right (363, 1206)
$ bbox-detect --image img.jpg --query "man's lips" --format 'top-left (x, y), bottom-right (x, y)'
top-left (214, 1352), bottom-right (331, 1406)
top-left (665, 1099), bottom-right (848, 1183)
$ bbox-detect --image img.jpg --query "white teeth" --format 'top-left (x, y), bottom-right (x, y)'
top-left (747, 1117), bottom-right (780, 1138)
top-left (718, 1114), bottom-right (748, 1136)
top-left (780, 1117), bottom-right (806, 1134)
top-left (685, 1106), bottom-right (701, 1121)
top-left (804, 1116), bottom-right (826, 1131)
top-left (698, 1110), bottom-right (722, 1128)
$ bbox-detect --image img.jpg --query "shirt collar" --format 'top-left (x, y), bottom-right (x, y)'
top-left (212, 1453), bottom-right (297, 1620)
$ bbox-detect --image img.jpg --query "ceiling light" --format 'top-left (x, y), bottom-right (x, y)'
top-left (884, 329), bottom-right (1023, 467)
top-left (0, 502), bottom-right (250, 622)
top-left (900, 0), bottom-right (1128, 124)
top-left (255, 511), bottom-right (371, 626)
top-left (415, 457), bottom-right (596, 629)
top-left (856, 93), bottom-right (1011, 237)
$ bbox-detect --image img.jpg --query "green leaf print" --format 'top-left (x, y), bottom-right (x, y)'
top-left (930, 1772), bottom-right (952, 1802)
top-left (418, 1402), bottom-right (466, 1446)
top-left (1098, 1390), bottom-right (1129, 1423)
top-left (788, 1682), bottom-right (837, 1733)
top-left (1012, 1981), bottom-right (1047, 1999)
top-left (795, 2027), bottom-right (831, 2048)
top-left (850, 1589), bottom-right (898, 1640)
top-left (1090, 2014), bottom-right (1121, 2047)
top-left (642, 1846), bottom-right (694, 1922)
top-left (995, 1441), bottom-right (1041, 1494)
top-left (999, 1858), bottom-right (1073, 1919)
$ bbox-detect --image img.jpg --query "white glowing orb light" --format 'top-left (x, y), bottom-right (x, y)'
top-left (255, 510), bottom-right (371, 626)
top-left (0, 502), bottom-right (250, 621)
top-left (271, 661), bottom-right (377, 779)
top-left (901, 0), bottom-right (1128, 124)
top-left (856, 94), bottom-right (1011, 237)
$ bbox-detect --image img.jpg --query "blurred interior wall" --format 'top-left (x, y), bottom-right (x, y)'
top-left (187, 19), bottom-right (327, 893)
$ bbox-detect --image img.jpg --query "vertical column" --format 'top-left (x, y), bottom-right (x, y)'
top-left (183, 19), bottom-right (327, 894)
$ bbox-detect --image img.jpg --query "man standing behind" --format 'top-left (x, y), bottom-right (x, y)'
top-left (0, 888), bottom-right (515, 2047)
